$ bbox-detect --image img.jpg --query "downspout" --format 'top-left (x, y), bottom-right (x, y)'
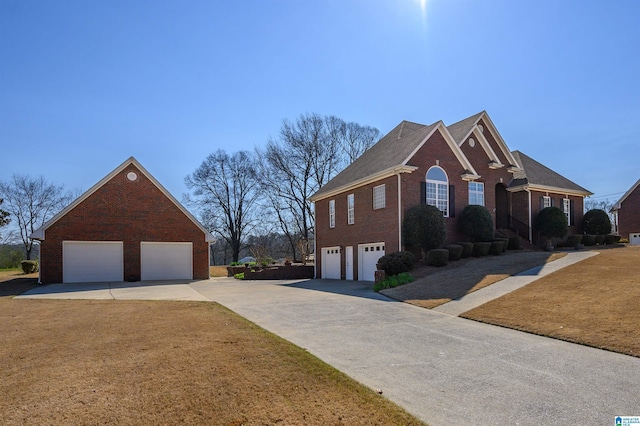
top-left (397, 173), bottom-right (402, 251)
top-left (313, 202), bottom-right (317, 279)
top-left (525, 188), bottom-right (533, 242)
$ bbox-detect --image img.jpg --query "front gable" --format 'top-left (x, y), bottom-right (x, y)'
top-left (32, 157), bottom-right (214, 242)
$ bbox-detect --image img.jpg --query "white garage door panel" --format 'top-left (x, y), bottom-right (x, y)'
top-left (358, 242), bottom-right (385, 282)
top-left (141, 242), bottom-right (193, 281)
top-left (321, 247), bottom-right (341, 280)
top-left (630, 233), bottom-right (640, 245)
top-left (63, 241), bottom-right (123, 283)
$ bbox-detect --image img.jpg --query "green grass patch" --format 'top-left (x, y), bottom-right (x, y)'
top-left (374, 272), bottom-right (414, 292)
top-left (233, 272), bottom-right (245, 280)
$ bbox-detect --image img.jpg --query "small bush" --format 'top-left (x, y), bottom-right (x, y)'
top-left (20, 260), bottom-right (38, 274)
top-left (619, 237), bottom-right (629, 243)
top-left (614, 235), bottom-right (622, 244)
top-left (583, 209), bottom-right (612, 235)
top-left (457, 242), bottom-right (473, 258)
top-left (444, 244), bottom-right (463, 261)
top-left (489, 240), bottom-right (506, 255)
top-left (458, 205), bottom-right (494, 242)
top-left (603, 234), bottom-right (615, 245)
top-left (374, 272), bottom-right (414, 292)
top-left (377, 252), bottom-right (414, 277)
top-left (233, 272), bottom-right (245, 280)
top-left (508, 236), bottom-right (522, 250)
top-left (582, 235), bottom-right (595, 246)
top-left (426, 249), bottom-right (449, 266)
top-left (494, 238), bottom-right (509, 252)
top-left (230, 261), bottom-right (241, 266)
top-left (594, 235), bottom-right (605, 245)
top-left (472, 242), bottom-right (491, 257)
top-left (566, 234), bottom-right (582, 247)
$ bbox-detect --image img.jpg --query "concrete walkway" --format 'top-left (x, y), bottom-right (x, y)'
top-left (16, 254), bottom-right (640, 425)
top-left (433, 250), bottom-right (599, 316)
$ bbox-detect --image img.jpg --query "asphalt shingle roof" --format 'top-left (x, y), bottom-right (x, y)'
top-left (510, 151), bottom-right (591, 194)
top-left (310, 120), bottom-right (437, 199)
top-left (446, 111), bottom-right (484, 144)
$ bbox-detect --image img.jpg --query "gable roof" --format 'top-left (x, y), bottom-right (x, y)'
top-left (509, 151), bottom-right (592, 196)
top-left (447, 110), bottom-right (522, 171)
top-left (309, 120), bottom-right (479, 201)
top-left (30, 157), bottom-right (215, 242)
top-left (611, 178), bottom-right (640, 211)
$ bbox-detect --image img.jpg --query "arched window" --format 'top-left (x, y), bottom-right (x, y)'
top-left (426, 166), bottom-right (449, 216)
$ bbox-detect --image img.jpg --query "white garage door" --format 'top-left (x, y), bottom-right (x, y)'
top-left (321, 246), bottom-right (341, 280)
top-left (630, 233), bottom-right (640, 245)
top-left (358, 242), bottom-right (385, 282)
top-left (63, 241), bottom-right (123, 283)
top-left (141, 242), bottom-right (193, 281)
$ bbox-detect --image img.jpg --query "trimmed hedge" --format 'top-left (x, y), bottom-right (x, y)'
top-left (566, 234), bottom-right (582, 247)
top-left (444, 244), bottom-right (463, 261)
top-left (426, 249), bottom-right (449, 267)
top-left (403, 204), bottom-right (446, 252)
top-left (494, 238), bottom-right (509, 253)
top-left (377, 251), bottom-right (416, 276)
top-left (583, 209), bottom-right (611, 235)
top-left (489, 240), bottom-right (506, 255)
top-left (594, 235), bottom-right (605, 245)
top-left (458, 242), bottom-right (474, 258)
top-left (582, 235), bottom-right (595, 246)
top-left (508, 236), bottom-right (522, 250)
top-left (473, 242), bottom-right (491, 257)
top-left (20, 260), bottom-right (38, 274)
top-left (458, 205), bottom-right (494, 242)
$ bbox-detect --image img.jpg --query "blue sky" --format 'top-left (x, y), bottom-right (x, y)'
top-left (1, 0), bottom-right (638, 205)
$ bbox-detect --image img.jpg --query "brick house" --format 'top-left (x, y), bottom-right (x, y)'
top-left (611, 179), bottom-right (640, 244)
top-left (31, 157), bottom-right (215, 284)
top-left (309, 111), bottom-right (591, 281)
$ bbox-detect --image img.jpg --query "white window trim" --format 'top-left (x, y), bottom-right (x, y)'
top-left (426, 166), bottom-right (449, 217)
top-left (373, 184), bottom-right (386, 210)
top-left (347, 194), bottom-right (355, 225)
top-left (563, 198), bottom-right (571, 226)
top-left (542, 195), bottom-right (551, 209)
top-left (329, 199), bottom-right (335, 228)
top-left (468, 182), bottom-right (485, 206)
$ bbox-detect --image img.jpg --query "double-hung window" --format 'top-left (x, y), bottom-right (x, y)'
top-left (329, 199), bottom-right (335, 228)
top-left (563, 198), bottom-right (571, 226)
top-left (347, 194), bottom-right (355, 225)
top-left (426, 166), bottom-right (448, 216)
top-left (542, 196), bottom-right (551, 209)
top-left (373, 184), bottom-right (386, 210)
top-left (468, 182), bottom-right (485, 206)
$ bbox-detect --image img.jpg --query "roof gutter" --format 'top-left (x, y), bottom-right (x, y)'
top-left (309, 165), bottom-right (418, 202)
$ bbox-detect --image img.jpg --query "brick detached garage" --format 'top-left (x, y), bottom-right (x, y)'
top-left (31, 157), bottom-right (215, 284)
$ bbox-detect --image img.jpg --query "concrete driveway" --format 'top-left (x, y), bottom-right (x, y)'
top-left (19, 275), bottom-right (640, 425)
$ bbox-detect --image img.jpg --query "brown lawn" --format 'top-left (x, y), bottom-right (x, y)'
top-left (209, 265), bottom-right (229, 277)
top-left (0, 278), bottom-right (423, 425)
top-left (461, 245), bottom-right (640, 358)
top-left (382, 251), bottom-right (566, 309)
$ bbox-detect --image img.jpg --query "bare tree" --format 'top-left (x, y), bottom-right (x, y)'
top-left (0, 198), bottom-right (10, 239)
top-left (257, 113), bottom-right (380, 259)
top-left (326, 115), bottom-right (380, 167)
top-left (0, 175), bottom-right (74, 259)
top-left (185, 150), bottom-right (260, 263)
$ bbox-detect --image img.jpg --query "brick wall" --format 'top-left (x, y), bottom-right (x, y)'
top-left (40, 164), bottom-right (209, 284)
top-left (618, 186), bottom-right (640, 238)
top-left (315, 175), bottom-right (399, 280)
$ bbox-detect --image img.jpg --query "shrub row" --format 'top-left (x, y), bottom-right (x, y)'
top-left (561, 234), bottom-right (622, 248)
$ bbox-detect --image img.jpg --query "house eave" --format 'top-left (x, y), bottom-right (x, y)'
top-left (461, 173), bottom-right (481, 182)
top-left (309, 165), bottom-right (418, 202)
top-left (507, 183), bottom-right (592, 197)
